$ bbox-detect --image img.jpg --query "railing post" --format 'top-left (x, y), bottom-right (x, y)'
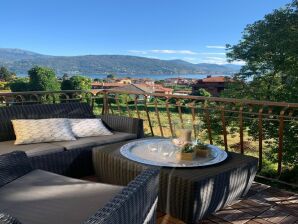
top-left (91, 94), bottom-right (95, 112)
top-left (154, 98), bottom-right (164, 137)
top-left (190, 101), bottom-right (197, 139)
top-left (277, 110), bottom-right (285, 175)
top-left (177, 100), bottom-right (184, 129)
top-left (115, 94), bottom-right (121, 115)
top-left (239, 106), bottom-right (244, 154)
top-left (204, 103), bottom-right (213, 145)
top-left (165, 98), bottom-right (174, 137)
top-left (258, 108), bottom-right (263, 172)
top-left (125, 95), bottom-right (132, 118)
top-left (144, 95), bottom-right (154, 136)
top-left (102, 91), bottom-right (109, 115)
top-left (221, 105), bottom-right (228, 151)
top-left (134, 95), bottom-right (141, 119)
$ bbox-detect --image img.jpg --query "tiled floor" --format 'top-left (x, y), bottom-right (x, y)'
top-left (157, 182), bottom-right (298, 224)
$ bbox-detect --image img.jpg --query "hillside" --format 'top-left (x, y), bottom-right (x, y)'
top-left (0, 48), bottom-right (239, 75)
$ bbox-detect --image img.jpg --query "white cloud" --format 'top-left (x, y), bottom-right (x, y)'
top-left (201, 57), bottom-right (246, 66)
top-left (202, 57), bottom-right (227, 65)
top-left (128, 49), bottom-right (228, 56)
top-left (199, 52), bottom-right (226, 55)
top-left (229, 60), bottom-right (246, 65)
top-left (150, 49), bottom-right (197, 55)
top-left (127, 49), bottom-right (245, 66)
top-left (206, 45), bottom-right (226, 49)
top-left (128, 49), bottom-right (197, 55)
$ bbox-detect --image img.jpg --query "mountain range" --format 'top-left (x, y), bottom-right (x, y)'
top-left (0, 48), bottom-right (241, 76)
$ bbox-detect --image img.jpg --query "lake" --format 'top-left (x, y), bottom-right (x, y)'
top-left (18, 73), bottom-right (228, 80)
top-left (87, 74), bottom-right (214, 80)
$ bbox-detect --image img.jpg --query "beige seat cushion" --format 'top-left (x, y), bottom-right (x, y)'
top-left (12, 119), bottom-right (76, 145)
top-left (0, 140), bottom-right (65, 156)
top-left (69, 118), bottom-right (113, 137)
top-left (0, 170), bottom-right (123, 224)
top-left (53, 131), bottom-right (137, 150)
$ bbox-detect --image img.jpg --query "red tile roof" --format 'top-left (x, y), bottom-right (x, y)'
top-left (202, 76), bottom-right (231, 83)
top-left (92, 82), bottom-right (125, 87)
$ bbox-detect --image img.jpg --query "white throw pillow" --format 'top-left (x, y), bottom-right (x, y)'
top-left (68, 118), bottom-right (113, 137)
top-left (12, 118), bottom-right (76, 145)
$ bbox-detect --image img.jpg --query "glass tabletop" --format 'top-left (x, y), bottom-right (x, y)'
top-left (120, 138), bottom-right (228, 167)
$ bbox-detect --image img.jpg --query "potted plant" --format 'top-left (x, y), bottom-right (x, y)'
top-left (176, 143), bottom-right (196, 161)
top-left (194, 141), bottom-right (210, 157)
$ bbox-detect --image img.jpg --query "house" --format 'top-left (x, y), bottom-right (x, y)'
top-left (192, 75), bottom-right (232, 96)
top-left (91, 82), bottom-right (125, 89)
top-left (91, 82), bottom-right (173, 95)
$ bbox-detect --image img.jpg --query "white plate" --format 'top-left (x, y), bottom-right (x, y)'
top-left (120, 139), bottom-right (228, 168)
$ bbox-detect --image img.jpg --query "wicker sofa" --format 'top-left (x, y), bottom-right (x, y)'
top-left (0, 151), bottom-right (159, 224)
top-left (0, 102), bottom-right (144, 177)
top-left (0, 103), bottom-right (159, 224)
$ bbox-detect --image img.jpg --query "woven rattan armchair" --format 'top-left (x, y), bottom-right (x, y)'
top-left (0, 151), bottom-right (159, 224)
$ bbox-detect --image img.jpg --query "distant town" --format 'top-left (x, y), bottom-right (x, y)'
top-left (90, 75), bottom-right (232, 97)
top-left (0, 63), bottom-right (233, 98)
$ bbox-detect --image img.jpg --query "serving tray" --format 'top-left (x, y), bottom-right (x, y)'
top-left (120, 139), bottom-right (228, 167)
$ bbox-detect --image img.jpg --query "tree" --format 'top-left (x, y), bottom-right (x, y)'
top-left (222, 0), bottom-right (298, 168)
top-left (192, 88), bottom-right (211, 97)
top-left (9, 78), bottom-right (29, 92)
top-left (62, 73), bottom-right (70, 80)
top-left (0, 82), bottom-right (10, 90)
top-left (61, 75), bottom-right (91, 90)
top-left (107, 74), bottom-right (116, 79)
top-left (0, 67), bottom-right (16, 81)
top-left (28, 66), bottom-right (60, 91)
top-left (225, 0), bottom-right (298, 103)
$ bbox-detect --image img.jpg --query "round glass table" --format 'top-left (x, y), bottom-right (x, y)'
top-left (120, 138), bottom-right (228, 167)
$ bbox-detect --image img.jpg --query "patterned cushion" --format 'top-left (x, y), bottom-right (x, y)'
top-left (68, 119), bottom-right (113, 137)
top-left (12, 119), bottom-right (76, 145)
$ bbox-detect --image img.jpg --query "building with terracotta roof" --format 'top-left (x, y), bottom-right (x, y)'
top-left (91, 82), bottom-right (125, 89)
top-left (192, 75), bottom-right (232, 96)
top-left (91, 82), bottom-right (173, 95)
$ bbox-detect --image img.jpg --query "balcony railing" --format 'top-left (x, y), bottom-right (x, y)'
top-left (0, 90), bottom-right (297, 182)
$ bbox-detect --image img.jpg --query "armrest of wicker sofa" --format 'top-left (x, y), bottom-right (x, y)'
top-left (99, 115), bottom-right (144, 138)
top-left (84, 168), bottom-right (160, 224)
top-left (0, 151), bottom-right (33, 187)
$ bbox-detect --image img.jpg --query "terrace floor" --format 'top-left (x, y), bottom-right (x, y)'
top-left (157, 182), bottom-right (298, 224)
top-left (82, 176), bottom-right (298, 224)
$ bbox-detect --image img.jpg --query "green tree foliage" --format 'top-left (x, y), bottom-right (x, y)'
top-left (0, 67), bottom-right (16, 81)
top-left (9, 78), bottom-right (29, 92)
top-left (0, 82), bottom-right (10, 90)
top-left (107, 74), bottom-right (116, 79)
top-left (192, 88), bottom-right (211, 97)
top-left (61, 75), bottom-right (91, 90)
top-left (62, 73), bottom-right (70, 80)
top-left (222, 0), bottom-right (298, 168)
top-left (225, 0), bottom-right (298, 102)
top-left (28, 66), bottom-right (60, 91)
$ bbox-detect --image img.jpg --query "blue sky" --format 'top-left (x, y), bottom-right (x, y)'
top-left (0, 0), bottom-right (291, 64)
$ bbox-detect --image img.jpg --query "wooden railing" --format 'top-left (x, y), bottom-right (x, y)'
top-left (0, 90), bottom-right (297, 179)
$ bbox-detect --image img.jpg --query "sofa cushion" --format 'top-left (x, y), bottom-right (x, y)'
top-left (12, 119), bottom-right (76, 145)
top-left (0, 102), bottom-right (95, 142)
top-left (0, 169), bottom-right (123, 224)
top-left (53, 131), bottom-right (137, 150)
top-left (0, 141), bottom-right (65, 157)
top-left (69, 118), bottom-right (113, 137)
